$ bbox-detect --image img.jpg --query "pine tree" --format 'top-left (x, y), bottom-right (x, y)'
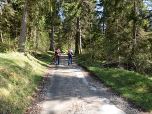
top-left (18, 0), bottom-right (28, 52)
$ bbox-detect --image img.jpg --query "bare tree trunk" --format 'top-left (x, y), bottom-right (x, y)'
top-left (33, 26), bottom-right (37, 49)
top-left (75, 17), bottom-right (80, 54)
top-left (80, 21), bottom-right (82, 54)
top-left (115, 0), bottom-right (119, 61)
top-left (18, 0), bottom-right (28, 52)
top-left (70, 34), bottom-right (72, 48)
top-left (50, 26), bottom-right (54, 51)
top-left (68, 34), bottom-right (70, 49)
top-left (150, 46), bottom-right (152, 59)
top-left (117, 19), bottom-right (120, 62)
top-left (133, 0), bottom-right (136, 45)
top-left (103, 19), bottom-right (105, 34)
top-left (90, 31), bottom-right (92, 64)
top-left (103, 6), bottom-right (105, 34)
top-left (129, 0), bottom-right (137, 63)
top-left (0, 32), bottom-right (3, 43)
top-left (0, 1), bottom-right (3, 43)
top-left (89, 19), bottom-right (92, 64)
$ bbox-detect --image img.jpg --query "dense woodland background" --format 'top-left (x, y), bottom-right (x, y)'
top-left (0, 0), bottom-right (152, 74)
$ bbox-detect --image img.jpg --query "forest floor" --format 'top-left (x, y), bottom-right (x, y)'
top-left (25, 55), bottom-right (151, 114)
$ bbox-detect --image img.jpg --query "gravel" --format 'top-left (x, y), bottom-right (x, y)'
top-left (25, 55), bottom-right (151, 114)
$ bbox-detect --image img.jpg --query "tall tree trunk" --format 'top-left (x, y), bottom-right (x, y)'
top-left (103, 18), bottom-right (105, 34)
top-left (131, 0), bottom-right (137, 56)
top-left (117, 18), bottom-right (120, 61)
top-left (89, 18), bottom-right (92, 64)
top-left (18, 0), bottom-right (28, 52)
top-left (103, 6), bottom-right (105, 34)
top-left (50, 9), bottom-right (55, 51)
top-left (80, 21), bottom-right (82, 54)
top-left (0, 1), bottom-right (3, 43)
top-left (115, 0), bottom-right (119, 61)
top-left (33, 26), bottom-right (37, 49)
top-left (90, 28), bottom-right (92, 64)
top-left (129, 0), bottom-right (137, 63)
top-left (150, 45), bottom-right (152, 59)
top-left (50, 26), bottom-right (54, 51)
top-left (133, 0), bottom-right (136, 45)
top-left (75, 17), bottom-right (80, 54)
top-left (68, 34), bottom-right (70, 49)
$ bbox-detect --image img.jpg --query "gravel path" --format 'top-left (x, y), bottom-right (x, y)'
top-left (26, 55), bottom-right (151, 114)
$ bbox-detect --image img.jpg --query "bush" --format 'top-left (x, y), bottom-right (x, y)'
top-left (133, 54), bottom-right (151, 75)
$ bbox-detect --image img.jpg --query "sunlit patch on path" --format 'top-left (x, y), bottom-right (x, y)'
top-left (40, 55), bottom-right (126, 114)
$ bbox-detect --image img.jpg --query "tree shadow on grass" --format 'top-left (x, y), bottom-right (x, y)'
top-left (28, 52), bottom-right (54, 67)
top-left (0, 57), bottom-right (33, 83)
top-left (0, 57), bottom-right (42, 113)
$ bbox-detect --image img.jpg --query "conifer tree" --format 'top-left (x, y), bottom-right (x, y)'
top-left (18, 0), bottom-right (28, 52)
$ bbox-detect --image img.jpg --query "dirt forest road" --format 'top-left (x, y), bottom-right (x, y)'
top-left (40, 55), bottom-right (147, 114)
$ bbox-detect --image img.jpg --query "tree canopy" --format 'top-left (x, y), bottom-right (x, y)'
top-left (0, 0), bottom-right (152, 74)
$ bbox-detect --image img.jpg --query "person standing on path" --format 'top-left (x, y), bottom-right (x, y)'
top-left (68, 48), bottom-right (73, 65)
top-left (55, 48), bottom-right (61, 65)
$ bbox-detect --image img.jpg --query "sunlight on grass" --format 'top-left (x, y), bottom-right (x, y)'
top-left (137, 88), bottom-right (148, 93)
top-left (0, 51), bottom-right (54, 113)
top-left (76, 57), bottom-right (152, 112)
top-left (0, 88), bottom-right (10, 96)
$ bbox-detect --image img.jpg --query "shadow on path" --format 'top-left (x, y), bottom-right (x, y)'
top-left (40, 55), bottom-right (145, 114)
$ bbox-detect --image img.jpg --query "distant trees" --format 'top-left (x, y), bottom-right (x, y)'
top-left (0, 0), bottom-right (63, 52)
top-left (62, 0), bottom-right (95, 54)
top-left (93, 0), bottom-right (152, 74)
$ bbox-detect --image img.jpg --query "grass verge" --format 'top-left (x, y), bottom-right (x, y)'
top-left (0, 51), bottom-right (54, 113)
top-left (75, 55), bottom-right (152, 113)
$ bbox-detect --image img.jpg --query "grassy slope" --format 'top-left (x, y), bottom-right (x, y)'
top-left (0, 51), bottom-right (54, 113)
top-left (76, 57), bottom-right (152, 113)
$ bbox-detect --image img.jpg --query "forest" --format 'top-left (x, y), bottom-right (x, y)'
top-left (0, 0), bottom-right (152, 113)
top-left (0, 0), bottom-right (152, 74)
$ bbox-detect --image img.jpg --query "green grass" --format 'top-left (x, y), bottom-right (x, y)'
top-left (0, 51), bottom-right (54, 113)
top-left (76, 56), bottom-right (152, 113)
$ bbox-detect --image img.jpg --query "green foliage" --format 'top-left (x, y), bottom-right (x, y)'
top-left (0, 0), bottom-right (152, 112)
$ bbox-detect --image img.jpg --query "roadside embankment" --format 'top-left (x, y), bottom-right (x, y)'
top-left (0, 51), bottom-right (54, 113)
